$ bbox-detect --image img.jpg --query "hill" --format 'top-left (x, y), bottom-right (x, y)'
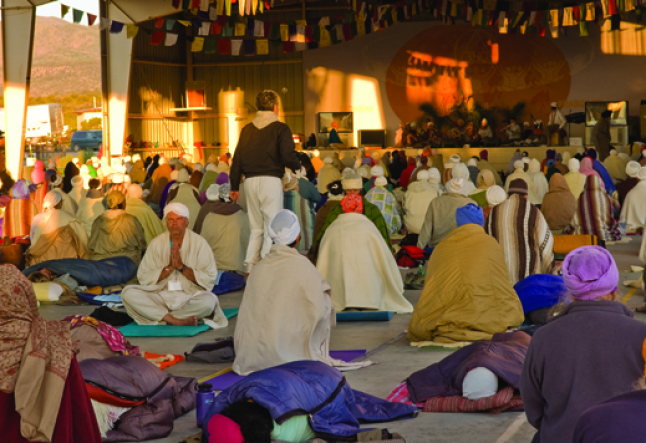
top-left (0, 16), bottom-right (101, 97)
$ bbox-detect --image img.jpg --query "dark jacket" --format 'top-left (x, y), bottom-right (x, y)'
top-left (520, 301), bottom-right (646, 443)
top-left (203, 360), bottom-right (417, 439)
top-left (406, 332), bottom-right (530, 403)
top-left (573, 389), bottom-right (646, 443)
top-left (230, 120), bottom-right (300, 191)
top-left (617, 177), bottom-right (640, 206)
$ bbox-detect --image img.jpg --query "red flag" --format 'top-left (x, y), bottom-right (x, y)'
top-left (342, 23), bottom-right (353, 40)
top-left (150, 31), bottom-right (165, 45)
top-left (573, 6), bottom-right (581, 22)
top-left (87, 13), bottom-right (97, 26)
top-left (282, 41), bottom-right (294, 52)
top-left (172, 0), bottom-right (181, 8)
top-left (218, 39), bottom-right (231, 55)
top-left (155, 18), bottom-right (164, 28)
top-left (192, 0), bottom-right (201, 8)
top-left (609, 0), bottom-right (617, 15)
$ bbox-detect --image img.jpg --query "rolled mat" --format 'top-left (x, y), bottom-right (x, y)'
top-left (336, 311), bottom-right (394, 321)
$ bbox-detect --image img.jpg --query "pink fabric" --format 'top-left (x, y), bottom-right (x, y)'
top-left (31, 161), bottom-right (46, 185)
top-left (64, 315), bottom-right (140, 356)
top-left (579, 158), bottom-right (604, 189)
top-left (386, 382), bottom-right (425, 408)
top-left (562, 246), bottom-right (618, 300)
top-left (207, 414), bottom-right (244, 443)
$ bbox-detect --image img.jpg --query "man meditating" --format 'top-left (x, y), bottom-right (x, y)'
top-left (121, 202), bottom-right (228, 328)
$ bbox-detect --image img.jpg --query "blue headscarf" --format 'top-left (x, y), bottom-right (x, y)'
top-left (456, 203), bottom-right (484, 227)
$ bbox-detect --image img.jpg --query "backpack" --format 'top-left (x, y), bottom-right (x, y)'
top-left (396, 246), bottom-right (425, 268)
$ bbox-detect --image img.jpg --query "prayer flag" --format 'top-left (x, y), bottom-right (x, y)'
top-left (61, 4), bottom-right (70, 18)
top-left (280, 24), bottom-right (289, 41)
top-left (586, 2), bottom-right (596, 20)
top-left (99, 18), bottom-right (112, 30)
top-left (549, 9), bottom-right (559, 27)
top-left (172, 0), bottom-right (181, 8)
top-left (150, 31), bottom-right (165, 45)
top-left (319, 26), bottom-right (331, 46)
top-left (192, 37), bottom-right (205, 52)
top-left (72, 9), bottom-right (83, 24)
top-left (204, 38), bottom-right (217, 53)
top-left (178, 20), bottom-right (192, 26)
top-left (231, 39), bottom-right (243, 55)
top-left (87, 13), bottom-right (97, 26)
top-left (254, 20), bottom-right (264, 36)
top-left (155, 18), bottom-right (165, 28)
top-left (257, 39), bottom-right (269, 54)
top-left (200, 0), bottom-right (210, 11)
top-left (199, 22), bottom-right (210, 35)
top-left (165, 33), bottom-right (179, 46)
top-left (166, 19), bottom-right (176, 30)
top-left (562, 7), bottom-right (575, 25)
top-left (244, 40), bottom-right (255, 55)
top-left (126, 25), bottom-right (139, 39)
top-left (282, 41), bottom-right (294, 52)
top-left (579, 20), bottom-right (589, 35)
top-left (210, 5), bottom-right (218, 20)
top-left (218, 39), bottom-right (231, 54)
top-left (110, 21), bottom-right (124, 34)
top-left (235, 22), bottom-right (246, 36)
top-left (296, 24), bottom-right (306, 42)
top-left (343, 23), bottom-right (353, 40)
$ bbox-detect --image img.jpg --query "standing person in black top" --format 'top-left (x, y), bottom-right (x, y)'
top-left (229, 90), bottom-right (301, 273)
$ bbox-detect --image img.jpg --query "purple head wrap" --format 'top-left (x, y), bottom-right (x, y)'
top-left (562, 246), bottom-right (618, 300)
top-left (11, 180), bottom-right (31, 199)
top-left (216, 172), bottom-right (229, 185)
top-left (546, 149), bottom-right (556, 160)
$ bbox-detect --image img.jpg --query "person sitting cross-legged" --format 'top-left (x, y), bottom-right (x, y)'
top-left (121, 202), bottom-right (228, 328)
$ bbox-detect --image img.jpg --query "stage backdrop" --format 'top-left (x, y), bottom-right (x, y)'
top-left (304, 21), bottom-right (646, 147)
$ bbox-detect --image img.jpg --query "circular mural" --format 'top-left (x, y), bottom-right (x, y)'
top-left (386, 25), bottom-right (571, 124)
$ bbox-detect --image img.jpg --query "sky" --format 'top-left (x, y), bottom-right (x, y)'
top-left (36, 0), bottom-right (99, 22)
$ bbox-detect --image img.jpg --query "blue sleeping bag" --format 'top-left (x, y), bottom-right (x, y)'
top-left (514, 274), bottom-right (567, 313)
top-left (23, 257), bottom-right (138, 287)
top-left (203, 361), bottom-right (417, 439)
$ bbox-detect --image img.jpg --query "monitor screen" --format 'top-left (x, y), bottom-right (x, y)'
top-left (585, 101), bottom-right (628, 126)
top-left (359, 129), bottom-right (386, 149)
top-left (319, 112), bottom-right (353, 133)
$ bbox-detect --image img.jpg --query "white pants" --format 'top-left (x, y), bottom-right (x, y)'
top-left (244, 176), bottom-right (284, 267)
top-left (122, 289), bottom-right (217, 324)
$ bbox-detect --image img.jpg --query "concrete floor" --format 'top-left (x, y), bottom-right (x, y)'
top-left (40, 235), bottom-right (646, 443)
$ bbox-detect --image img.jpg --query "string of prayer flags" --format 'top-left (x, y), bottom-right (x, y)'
top-left (73, 9), bottom-right (84, 24)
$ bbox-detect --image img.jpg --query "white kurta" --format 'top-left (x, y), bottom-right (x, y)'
top-left (121, 229), bottom-right (228, 329)
top-left (30, 209), bottom-right (88, 247)
top-left (403, 181), bottom-right (439, 234)
top-left (233, 245), bottom-right (335, 376)
top-left (200, 211), bottom-right (250, 273)
top-left (620, 180), bottom-right (646, 232)
top-left (317, 213), bottom-right (413, 313)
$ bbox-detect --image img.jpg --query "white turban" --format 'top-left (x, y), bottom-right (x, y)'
top-left (514, 160), bottom-right (524, 170)
top-left (375, 177), bottom-right (387, 187)
top-left (342, 172), bottom-right (363, 190)
top-left (206, 163), bottom-right (218, 172)
top-left (111, 173), bottom-right (124, 184)
top-left (179, 158), bottom-right (188, 165)
top-left (206, 184), bottom-right (220, 201)
top-left (452, 163), bottom-right (470, 180)
top-left (268, 209), bottom-right (300, 245)
top-left (449, 154), bottom-right (461, 163)
top-left (447, 178), bottom-right (465, 194)
top-left (626, 161), bottom-right (641, 178)
top-left (170, 170), bottom-right (179, 181)
top-left (183, 154), bottom-right (193, 162)
top-left (80, 165), bottom-right (89, 174)
top-left (123, 155), bottom-right (132, 163)
top-left (427, 168), bottom-right (441, 183)
top-left (324, 157), bottom-right (333, 164)
top-left (341, 168), bottom-right (354, 177)
top-left (159, 156), bottom-right (168, 165)
top-left (462, 367), bottom-right (499, 401)
top-left (522, 157), bottom-right (531, 164)
top-left (132, 154), bottom-right (142, 162)
top-left (467, 158), bottom-right (478, 167)
top-left (169, 158), bottom-right (179, 166)
top-left (371, 152), bottom-right (380, 160)
top-left (486, 185), bottom-right (507, 206)
top-left (42, 191), bottom-right (62, 211)
top-left (126, 184), bottom-right (143, 199)
top-left (417, 170), bottom-right (430, 181)
top-left (370, 165), bottom-right (384, 177)
top-left (639, 167), bottom-right (646, 180)
top-left (71, 175), bottom-right (83, 187)
top-left (177, 168), bottom-right (190, 183)
top-left (568, 158), bottom-right (580, 173)
top-left (444, 162), bottom-right (455, 170)
top-left (164, 202), bottom-right (190, 218)
top-left (194, 162), bottom-right (204, 172)
top-left (50, 173), bottom-right (62, 187)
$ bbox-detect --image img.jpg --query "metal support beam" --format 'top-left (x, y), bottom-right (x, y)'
top-left (101, 0), bottom-right (135, 159)
top-left (2, 0), bottom-right (36, 180)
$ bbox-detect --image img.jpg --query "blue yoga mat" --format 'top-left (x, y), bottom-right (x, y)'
top-left (119, 309), bottom-right (239, 337)
top-left (222, 308), bottom-right (239, 319)
top-left (336, 311), bottom-right (394, 321)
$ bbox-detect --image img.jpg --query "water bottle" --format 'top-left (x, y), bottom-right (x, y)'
top-left (196, 383), bottom-right (215, 427)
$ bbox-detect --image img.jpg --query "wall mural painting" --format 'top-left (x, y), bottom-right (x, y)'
top-left (386, 25), bottom-right (572, 125)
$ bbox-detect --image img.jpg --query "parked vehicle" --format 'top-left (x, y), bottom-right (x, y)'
top-left (71, 130), bottom-right (102, 152)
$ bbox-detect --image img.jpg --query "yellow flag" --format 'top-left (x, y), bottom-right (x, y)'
top-left (549, 9), bottom-right (559, 27)
top-left (126, 25), bottom-right (139, 39)
top-left (235, 22), bottom-right (246, 36)
top-left (471, 9), bottom-right (481, 26)
top-left (319, 26), bottom-right (331, 47)
top-left (192, 37), bottom-right (204, 52)
top-left (586, 3), bottom-right (595, 20)
top-left (225, 0), bottom-right (231, 16)
top-left (356, 18), bottom-right (365, 36)
top-left (296, 20), bottom-right (307, 26)
top-left (562, 7), bottom-right (575, 26)
top-left (178, 20), bottom-right (192, 26)
top-left (280, 24), bottom-right (289, 41)
top-left (392, 8), bottom-right (398, 24)
top-left (217, 0), bottom-right (224, 15)
top-left (256, 39), bottom-right (269, 55)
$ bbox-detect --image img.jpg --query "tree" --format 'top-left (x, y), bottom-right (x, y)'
top-left (81, 117), bottom-right (102, 130)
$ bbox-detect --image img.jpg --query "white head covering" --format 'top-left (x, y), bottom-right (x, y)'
top-left (370, 165), bottom-right (384, 177)
top-left (42, 191), bottom-right (62, 211)
top-left (522, 157), bottom-right (531, 164)
top-left (626, 161), bottom-right (641, 178)
top-left (123, 155), bottom-right (132, 163)
top-left (50, 173), bottom-right (62, 187)
top-left (111, 173), bottom-right (124, 184)
top-left (357, 167), bottom-right (369, 178)
top-left (206, 184), bottom-right (220, 201)
top-left (467, 158), bottom-right (478, 167)
top-left (179, 158), bottom-right (188, 165)
top-left (164, 202), bottom-right (190, 218)
top-left (268, 209), bottom-right (300, 245)
top-left (159, 156), bottom-right (168, 165)
top-left (80, 165), bottom-right (89, 174)
top-left (71, 175), bottom-right (83, 187)
top-left (452, 163), bottom-right (470, 180)
top-left (417, 170), bottom-right (430, 181)
top-left (447, 178), bottom-right (465, 193)
top-left (295, 167), bottom-right (308, 179)
top-left (132, 154), bottom-right (142, 162)
top-left (568, 158), bottom-right (580, 173)
top-left (169, 158), bottom-right (179, 167)
top-left (577, 147), bottom-right (585, 155)
top-left (444, 162), bottom-right (455, 170)
top-left (341, 172), bottom-right (363, 190)
top-left (194, 162), bottom-right (204, 172)
top-left (341, 168), bottom-right (353, 177)
top-left (462, 367), bottom-right (499, 401)
top-left (449, 154), bottom-right (461, 163)
top-left (513, 160), bottom-right (524, 170)
top-left (126, 184), bottom-right (143, 199)
top-left (183, 154), bottom-right (193, 162)
top-left (486, 185), bottom-right (507, 206)
top-left (639, 167), bottom-right (646, 180)
top-left (206, 163), bottom-right (218, 172)
top-left (177, 168), bottom-right (190, 183)
top-left (170, 170), bottom-right (179, 181)
top-left (375, 177), bottom-right (387, 187)
top-left (427, 168), bottom-right (441, 184)
top-left (562, 151), bottom-right (571, 164)
top-left (324, 157), bottom-right (333, 164)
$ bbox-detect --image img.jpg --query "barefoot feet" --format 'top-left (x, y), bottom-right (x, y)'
top-left (162, 314), bottom-right (198, 326)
